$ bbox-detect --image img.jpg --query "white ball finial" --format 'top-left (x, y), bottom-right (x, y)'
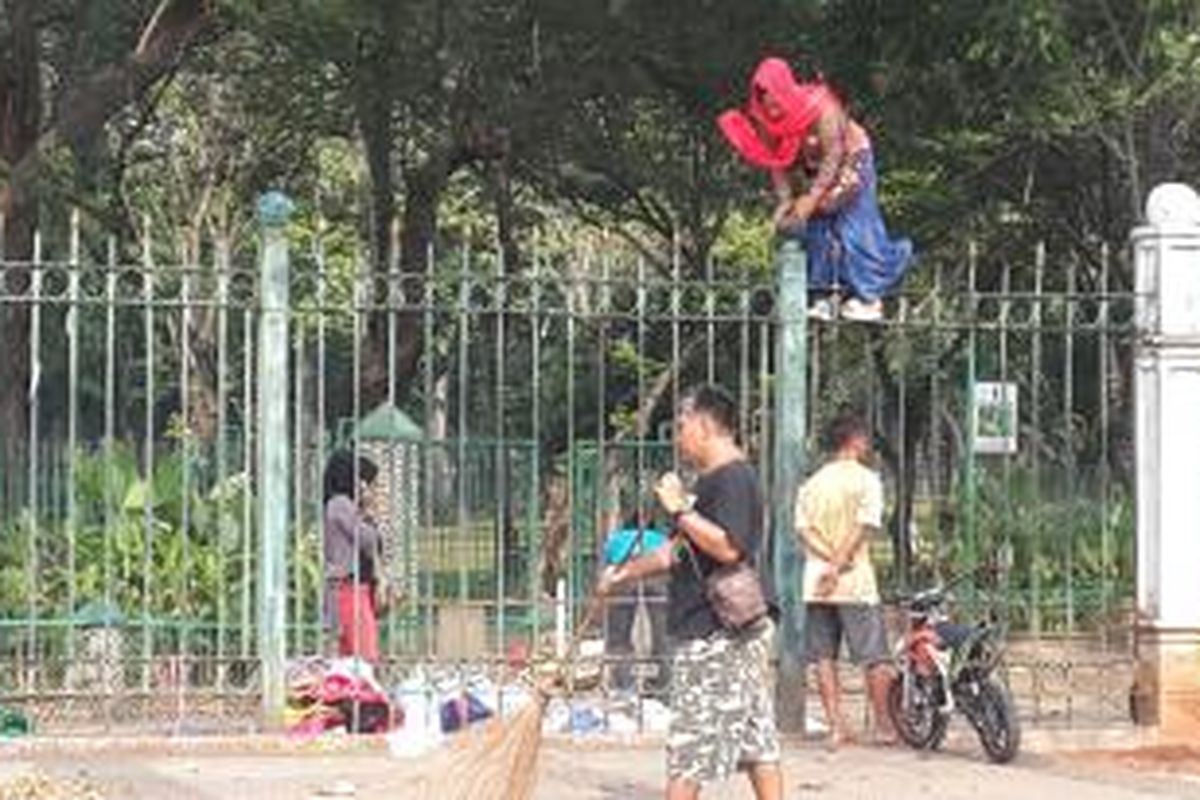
top-left (1145, 183), bottom-right (1200, 227)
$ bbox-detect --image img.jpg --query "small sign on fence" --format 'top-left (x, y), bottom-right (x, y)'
top-left (972, 381), bottom-right (1018, 454)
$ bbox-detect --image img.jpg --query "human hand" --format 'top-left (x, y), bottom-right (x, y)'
top-left (654, 472), bottom-right (691, 516)
top-left (773, 201), bottom-right (801, 235)
top-left (772, 200), bottom-right (794, 226)
top-left (816, 566), bottom-right (840, 598)
top-left (597, 565), bottom-right (624, 596)
top-left (375, 574), bottom-right (392, 611)
top-left (791, 194), bottom-right (817, 222)
top-left (360, 485), bottom-right (384, 521)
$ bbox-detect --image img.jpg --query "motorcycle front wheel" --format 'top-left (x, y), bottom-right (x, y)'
top-left (968, 678), bottom-right (1021, 764)
top-left (887, 673), bottom-right (948, 751)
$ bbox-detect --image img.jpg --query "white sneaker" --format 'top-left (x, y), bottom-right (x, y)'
top-left (841, 298), bottom-right (884, 322)
top-left (807, 297), bottom-right (837, 321)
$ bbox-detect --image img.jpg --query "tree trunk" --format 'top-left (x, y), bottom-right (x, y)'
top-left (184, 228), bottom-right (222, 443)
top-left (355, 49), bottom-right (396, 411)
top-left (395, 149), bottom-right (457, 401)
top-left (0, 0), bottom-right (42, 446)
top-left (484, 144), bottom-right (521, 276)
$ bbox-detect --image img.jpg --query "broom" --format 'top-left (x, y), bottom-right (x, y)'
top-left (400, 589), bottom-right (609, 800)
top-left (391, 515), bottom-right (660, 800)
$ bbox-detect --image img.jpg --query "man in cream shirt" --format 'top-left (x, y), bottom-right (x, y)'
top-left (795, 412), bottom-right (896, 747)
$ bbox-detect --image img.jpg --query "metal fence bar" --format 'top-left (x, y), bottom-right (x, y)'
top-left (215, 235), bottom-right (230, 684)
top-left (1031, 243), bottom-right (1045, 638)
top-left (347, 240), bottom-right (363, 694)
top-left (103, 238), bottom-right (117, 625)
top-left (385, 220), bottom-right (399, 662)
top-left (528, 243), bottom-right (542, 644)
top-left (1098, 243), bottom-right (1112, 651)
top-left (66, 211), bottom-right (80, 663)
top-left (562, 252), bottom-right (577, 635)
top-left (738, 259), bottom-right (752, 452)
top-left (315, 225), bottom-right (329, 656)
top-left (140, 223), bottom-right (155, 690)
top-left (180, 233), bottom-right (194, 676)
top-left (756, 261), bottom-right (772, 552)
top-left (421, 240), bottom-right (435, 659)
top-left (494, 237), bottom-right (508, 663)
top-left (1064, 255), bottom-right (1077, 637)
top-left (456, 241), bottom-right (470, 607)
top-left (706, 254), bottom-right (716, 384)
top-left (964, 242), bottom-right (978, 612)
top-left (27, 231), bottom-right (42, 688)
top-left (998, 258), bottom-right (1011, 624)
top-left (240, 284), bottom-right (255, 661)
top-left (292, 283), bottom-right (305, 656)
top-left (1028, 244), bottom-right (1046, 721)
top-left (930, 257), bottom-right (943, 585)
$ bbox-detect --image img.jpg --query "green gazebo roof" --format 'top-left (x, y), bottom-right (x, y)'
top-left (356, 402), bottom-right (423, 441)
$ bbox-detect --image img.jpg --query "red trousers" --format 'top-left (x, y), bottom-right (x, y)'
top-left (334, 581), bottom-right (379, 662)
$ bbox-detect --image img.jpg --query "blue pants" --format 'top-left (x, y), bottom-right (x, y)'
top-left (805, 150), bottom-right (912, 302)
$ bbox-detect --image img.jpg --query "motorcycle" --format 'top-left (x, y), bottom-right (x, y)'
top-left (887, 581), bottom-right (1021, 764)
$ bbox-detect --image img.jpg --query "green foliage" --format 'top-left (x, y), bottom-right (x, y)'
top-left (5, 0), bottom-right (1167, 651)
top-left (894, 463), bottom-right (1134, 634)
top-left (0, 444), bottom-right (321, 628)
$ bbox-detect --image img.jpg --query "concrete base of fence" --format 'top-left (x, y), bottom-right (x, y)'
top-left (1131, 625), bottom-right (1200, 738)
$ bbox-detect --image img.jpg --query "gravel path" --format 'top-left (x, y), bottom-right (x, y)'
top-left (3, 735), bottom-right (1198, 800)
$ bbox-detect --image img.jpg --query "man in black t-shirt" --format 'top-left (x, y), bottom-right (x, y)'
top-left (599, 385), bottom-right (782, 800)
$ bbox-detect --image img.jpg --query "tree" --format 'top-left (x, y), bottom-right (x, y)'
top-left (524, 0), bottom-right (812, 277)
top-left (0, 0), bottom-right (217, 444)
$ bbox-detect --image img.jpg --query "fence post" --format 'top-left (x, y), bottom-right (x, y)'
top-left (256, 191), bottom-right (293, 727)
top-left (772, 234), bottom-right (807, 732)
top-left (1131, 182), bottom-right (1200, 737)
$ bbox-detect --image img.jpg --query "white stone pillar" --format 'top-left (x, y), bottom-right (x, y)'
top-left (1132, 182), bottom-right (1200, 736)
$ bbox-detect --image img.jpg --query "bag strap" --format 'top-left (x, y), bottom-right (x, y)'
top-left (680, 537), bottom-right (706, 582)
top-left (680, 534), bottom-right (751, 581)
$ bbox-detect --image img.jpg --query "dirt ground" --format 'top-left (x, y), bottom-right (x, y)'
top-left (3, 732), bottom-right (1200, 800)
top-left (1065, 745), bottom-right (1200, 779)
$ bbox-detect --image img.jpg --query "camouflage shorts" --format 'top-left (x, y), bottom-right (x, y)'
top-left (667, 618), bottom-right (780, 784)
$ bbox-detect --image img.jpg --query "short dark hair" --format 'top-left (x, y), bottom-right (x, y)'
top-left (323, 449), bottom-right (378, 504)
top-left (678, 384), bottom-right (738, 436)
top-left (825, 411), bottom-right (871, 453)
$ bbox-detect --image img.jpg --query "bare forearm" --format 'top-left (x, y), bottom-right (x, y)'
top-left (804, 111), bottom-right (847, 205)
top-left (798, 528), bottom-right (836, 562)
top-left (770, 168), bottom-right (793, 203)
top-left (613, 545), bottom-right (673, 584)
top-left (831, 525), bottom-right (874, 568)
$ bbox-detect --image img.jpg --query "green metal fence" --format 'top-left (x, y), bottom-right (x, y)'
top-left (0, 207), bottom-right (1139, 732)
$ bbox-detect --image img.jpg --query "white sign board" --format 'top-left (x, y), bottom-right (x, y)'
top-left (973, 381), bottom-right (1018, 454)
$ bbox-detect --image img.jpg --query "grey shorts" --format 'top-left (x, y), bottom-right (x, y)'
top-left (804, 603), bottom-right (890, 666)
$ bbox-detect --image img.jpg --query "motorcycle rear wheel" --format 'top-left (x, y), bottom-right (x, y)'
top-left (887, 673), bottom-right (948, 751)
